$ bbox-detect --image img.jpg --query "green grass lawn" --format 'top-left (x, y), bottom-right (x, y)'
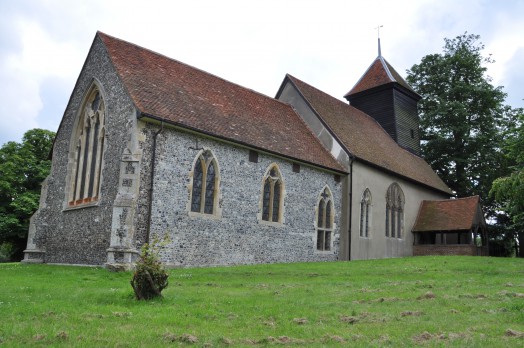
top-left (0, 256), bottom-right (523, 347)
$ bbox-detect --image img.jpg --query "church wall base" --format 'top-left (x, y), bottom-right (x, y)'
top-left (105, 247), bottom-right (139, 271)
top-left (21, 249), bottom-right (46, 264)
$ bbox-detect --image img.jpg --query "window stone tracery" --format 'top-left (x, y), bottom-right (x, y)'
top-left (316, 187), bottom-right (333, 251)
top-left (67, 88), bottom-right (105, 206)
top-left (385, 183), bottom-right (404, 238)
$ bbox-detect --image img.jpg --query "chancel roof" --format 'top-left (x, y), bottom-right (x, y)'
top-left (344, 56), bottom-right (420, 98)
top-left (97, 32), bottom-right (345, 173)
top-left (412, 196), bottom-right (483, 232)
top-left (284, 75), bottom-right (451, 194)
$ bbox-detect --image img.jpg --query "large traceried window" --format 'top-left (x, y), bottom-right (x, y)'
top-left (261, 164), bottom-right (283, 223)
top-left (360, 189), bottom-right (372, 238)
top-left (316, 187), bottom-right (333, 251)
top-left (190, 150), bottom-right (219, 215)
top-left (68, 87), bottom-right (105, 206)
top-left (385, 183), bottom-right (405, 238)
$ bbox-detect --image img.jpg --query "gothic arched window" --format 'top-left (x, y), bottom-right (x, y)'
top-left (385, 183), bottom-right (405, 238)
top-left (360, 189), bottom-right (372, 238)
top-left (191, 150), bottom-right (219, 215)
top-left (316, 187), bottom-right (333, 251)
top-left (68, 87), bottom-right (105, 206)
top-left (261, 164), bottom-right (283, 223)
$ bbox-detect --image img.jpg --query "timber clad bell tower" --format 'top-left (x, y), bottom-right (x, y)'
top-left (344, 39), bottom-right (422, 155)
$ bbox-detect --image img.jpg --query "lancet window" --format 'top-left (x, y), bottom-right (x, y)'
top-left (385, 183), bottom-right (405, 238)
top-left (191, 150), bottom-right (219, 215)
top-left (261, 165), bottom-right (283, 223)
top-left (360, 189), bottom-right (372, 238)
top-left (316, 187), bottom-right (333, 251)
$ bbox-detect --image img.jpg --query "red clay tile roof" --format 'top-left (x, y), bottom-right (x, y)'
top-left (285, 75), bottom-right (451, 194)
top-left (412, 196), bottom-right (482, 232)
top-left (97, 32), bottom-right (345, 173)
top-left (345, 56), bottom-right (418, 97)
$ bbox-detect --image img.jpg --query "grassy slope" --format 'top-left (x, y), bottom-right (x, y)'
top-left (0, 256), bottom-right (523, 347)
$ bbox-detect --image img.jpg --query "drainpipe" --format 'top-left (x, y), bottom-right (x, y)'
top-left (348, 157), bottom-right (354, 261)
top-left (145, 121), bottom-right (164, 244)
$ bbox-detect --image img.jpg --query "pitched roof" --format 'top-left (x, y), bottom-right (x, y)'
top-left (344, 56), bottom-right (419, 98)
top-left (412, 196), bottom-right (483, 232)
top-left (96, 32), bottom-right (345, 173)
top-left (285, 75), bottom-right (451, 194)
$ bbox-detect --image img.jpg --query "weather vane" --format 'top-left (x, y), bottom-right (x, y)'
top-left (374, 25), bottom-right (383, 57)
top-left (374, 25), bottom-right (383, 38)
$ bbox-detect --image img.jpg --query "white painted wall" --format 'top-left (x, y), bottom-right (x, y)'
top-left (350, 160), bottom-right (449, 260)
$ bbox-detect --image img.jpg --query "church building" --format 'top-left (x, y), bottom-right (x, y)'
top-left (23, 32), bottom-right (486, 268)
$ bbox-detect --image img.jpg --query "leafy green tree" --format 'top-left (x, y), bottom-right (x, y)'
top-left (406, 33), bottom-right (517, 218)
top-left (0, 129), bottom-right (55, 261)
top-left (491, 111), bottom-right (524, 257)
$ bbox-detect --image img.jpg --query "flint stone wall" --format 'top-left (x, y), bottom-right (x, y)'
top-left (143, 125), bottom-right (342, 267)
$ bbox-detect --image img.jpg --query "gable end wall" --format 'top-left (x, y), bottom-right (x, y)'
top-left (29, 36), bottom-right (138, 265)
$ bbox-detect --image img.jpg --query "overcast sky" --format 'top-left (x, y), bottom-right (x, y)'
top-left (1, 0), bottom-right (523, 145)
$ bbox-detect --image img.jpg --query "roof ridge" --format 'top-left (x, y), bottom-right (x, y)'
top-left (378, 56), bottom-right (396, 82)
top-left (97, 31), bottom-right (291, 108)
top-left (421, 195), bottom-right (479, 203)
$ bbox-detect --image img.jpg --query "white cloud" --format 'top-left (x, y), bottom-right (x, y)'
top-left (0, 0), bottom-right (523, 145)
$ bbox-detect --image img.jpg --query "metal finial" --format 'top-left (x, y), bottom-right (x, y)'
top-left (374, 25), bottom-right (383, 56)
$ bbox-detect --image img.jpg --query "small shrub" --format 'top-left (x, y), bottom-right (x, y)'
top-left (130, 237), bottom-right (169, 300)
top-left (0, 242), bottom-right (14, 263)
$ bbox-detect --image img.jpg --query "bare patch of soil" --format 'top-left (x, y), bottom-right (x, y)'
top-left (417, 291), bottom-right (436, 300)
top-left (163, 333), bottom-right (198, 344)
top-left (412, 331), bottom-right (433, 343)
top-left (505, 329), bottom-right (524, 337)
top-left (56, 331), bottom-right (68, 340)
top-left (401, 311), bottom-right (423, 317)
top-left (340, 315), bottom-right (359, 324)
top-left (293, 318), bottom-right (308, 325)
top-left (33, 334), bottom-right (46, 341)
top-left (221, 337), bottom-right (233, 345)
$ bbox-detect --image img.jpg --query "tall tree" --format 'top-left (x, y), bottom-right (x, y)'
top-left (0, 129), bottom-right (55, 262)
top-left (491, 110), bottom-right (524, 257)
top-left (406, 33), bottom-right (517, 218)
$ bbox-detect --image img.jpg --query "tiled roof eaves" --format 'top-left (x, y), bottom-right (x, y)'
top-left (413, 228), bottom-right (472, 233)
top-left (412, 196), bottom-right (480, 232)
top-left (280, 75), bottom-right (355, 160)
top-left (348, 81), bottom-right (421, 102)
top-left (139, 112), bottom-right (348, 175)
